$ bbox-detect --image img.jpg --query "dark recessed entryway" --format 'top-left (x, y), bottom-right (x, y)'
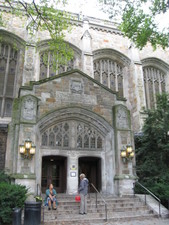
top-left (41, 156), bottom-right (67, 193)
top-left (79, 157), bottom-right (101, 192)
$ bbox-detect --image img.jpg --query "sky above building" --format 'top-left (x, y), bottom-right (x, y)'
top-left (59, 0), bottom-right (109, 20)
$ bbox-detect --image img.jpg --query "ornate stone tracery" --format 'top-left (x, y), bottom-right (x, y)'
top-left (41, 121), bottom-right (103, 150)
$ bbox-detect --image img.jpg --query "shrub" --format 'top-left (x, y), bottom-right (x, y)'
top-left (0, 171), bottom-right (11, 183)
top-left (0, 182), bottom-right (28, 224)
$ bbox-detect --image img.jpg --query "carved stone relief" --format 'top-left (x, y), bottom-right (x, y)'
top-left (21, 95), bottom-right (37, 122)
top-left (115, 106), bottom-right (130, 130)
top-left (70, 79), bottom-right (83, 94)
top-left (25, 47), bottom-right (34, 71)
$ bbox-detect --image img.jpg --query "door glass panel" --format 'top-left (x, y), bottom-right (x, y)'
top-left (42, 163), bottom-right (48, 188)
top-left (52, 165), bottom-right (60, 188)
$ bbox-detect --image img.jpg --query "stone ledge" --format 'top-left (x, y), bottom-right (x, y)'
top-left (114, 175), bottom-right (138, 180)
top-left (10, 173), bottom-right (36, 179)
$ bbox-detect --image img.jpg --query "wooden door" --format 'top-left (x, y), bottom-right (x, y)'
top-left (79, 157), bottom-right (101, 192)
top-left (42, 157), bottom-right (67, 193)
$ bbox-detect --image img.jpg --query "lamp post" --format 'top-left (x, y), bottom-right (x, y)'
top-left (19, 138), bottom-right (36, 160)
top-left (120, 144), bottom-right (134, 163)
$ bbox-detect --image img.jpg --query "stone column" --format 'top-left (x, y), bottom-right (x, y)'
top-left (10, 95), bottom-right (38, 194)
top-left (113, 104), bottom-right (137, 196)
top-left (128, 43), bottom-right (147, 131)
top-left (67, 153), bottom-right (79, 194)
top-left (22, 44), bottom-right (36, 85)
top-left (81, 18), bottom-right (93, 77)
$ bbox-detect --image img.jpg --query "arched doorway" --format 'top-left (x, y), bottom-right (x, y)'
top-left (79, 157), bottom-right (101, 192)
top-left (41, 156), bottom-right (67, 193)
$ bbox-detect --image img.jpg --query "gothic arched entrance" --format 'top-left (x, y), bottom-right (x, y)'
top-left (41, 156), bottom-right (67, 193)
top-left (79, 156), bottom-right (101, 192)
top-left (38, 107), bottom-right (114, 194)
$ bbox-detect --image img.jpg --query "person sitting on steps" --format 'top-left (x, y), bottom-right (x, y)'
top-left (45, 183), bottom-right (58, 210)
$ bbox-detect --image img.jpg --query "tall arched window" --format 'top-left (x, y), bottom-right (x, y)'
top-left (39, 51), bottom-right (75, 80)
top-left (93, 58), bottom-right (124, 97)
top-left (143, 66), bottom-right (166, 109)
top-left (0, 43), bottom-right (18, 117)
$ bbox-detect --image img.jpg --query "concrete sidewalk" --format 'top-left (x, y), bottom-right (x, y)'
top-left (99, 218), bottom-right (169, 225)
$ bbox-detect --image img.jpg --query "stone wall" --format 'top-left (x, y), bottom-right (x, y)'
top-left (0, 9), bottom-right (169, 131)
top-left (0, 7), bottom-right (168, 195)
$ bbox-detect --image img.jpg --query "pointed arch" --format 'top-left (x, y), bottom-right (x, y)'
top-left (37, 39), bottom-right (82, 80)
top-left (0, 30), bottom-right (25, 117)
top-left (93, 48), bottom-right (130, 97)
top-left (141, 57), bottom-right (169, 109)
top-left (38, 107), bottom-right (113, 150)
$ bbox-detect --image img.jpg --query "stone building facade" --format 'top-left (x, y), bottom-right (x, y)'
top-left (1, 7), bottom-right (169, 196)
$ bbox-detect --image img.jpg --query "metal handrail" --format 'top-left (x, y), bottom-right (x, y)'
top-left (90, 183), bottom-right (108, 221)
top-left (133, 181), bottom-right (161, 217)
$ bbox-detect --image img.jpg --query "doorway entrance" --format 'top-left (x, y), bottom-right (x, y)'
top-left (41, 156), bottom-right (67, 193)
top-left (79, 157), bottom-right (101, 192)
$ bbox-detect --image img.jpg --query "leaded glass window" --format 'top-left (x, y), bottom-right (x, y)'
top-left (91, 134), bottom-right (96, 148)
top-left (143, 66), bottom-right (166, 109)
top-left (97, 136), bottom-right (102, 148)
top-left (4, 98), bottom-right (13, 117)
top-left (77, 135), bottom-right (82, 148)
top-left (93, 59), bottom-right (124, 97)
top-left (84, 135), bottom-right (89, 148)
top-left (41, 122), bottom-right (69, 148)
top-left (76, 123), bottom-right (103, 150)
top-left (63, 134), bottom-right (69, 147)
top-left (40, 51), bottom-right (75, 80)
top-left (56, 134), bottom-right (62, 147)
top-left (49, 132), bottom-right (55, 146)
top-left (42, 132), bottom-right (48, 146)
top-left (0, 43), bottom-right (18, 117)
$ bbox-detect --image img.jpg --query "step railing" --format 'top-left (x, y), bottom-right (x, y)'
top-left (36, 183), bottom-right (44, 224)
top-left (90, 183), bottom-right (108, 222)
top-left (133, 181), bottom-right (161, 217)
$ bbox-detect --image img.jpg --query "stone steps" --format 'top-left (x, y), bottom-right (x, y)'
top-left (44, 202), bottom-right (145, 212)
top-left (40, 194), bottom-right (158, 225)
top-left (54, 206), bottom-right (151, 214)
top-left (42, 214), bottom-right (158, 225)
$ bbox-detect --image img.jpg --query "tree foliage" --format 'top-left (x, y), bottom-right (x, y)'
top-left (100, 0), bottom-right (169, 50)
top-left (135, 93), bottom-right (169, 202)
top-left (0, 0), bottom-right (74, 69)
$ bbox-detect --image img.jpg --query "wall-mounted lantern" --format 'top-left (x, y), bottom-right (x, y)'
top-left (120, 144), bottom-right (134, 163)
top-left (19, 138), bottom-right (36, 160)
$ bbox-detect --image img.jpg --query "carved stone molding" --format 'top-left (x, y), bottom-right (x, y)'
top-left (93, 49), bottom-right (131, 66)
top-left (141, 57), bottom-right (169, 72)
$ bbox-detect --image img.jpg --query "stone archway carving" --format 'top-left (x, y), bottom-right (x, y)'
top-left (38, 107), bottom-right (112, 135)
top-left (38, 107), bottom-right (113, 151)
